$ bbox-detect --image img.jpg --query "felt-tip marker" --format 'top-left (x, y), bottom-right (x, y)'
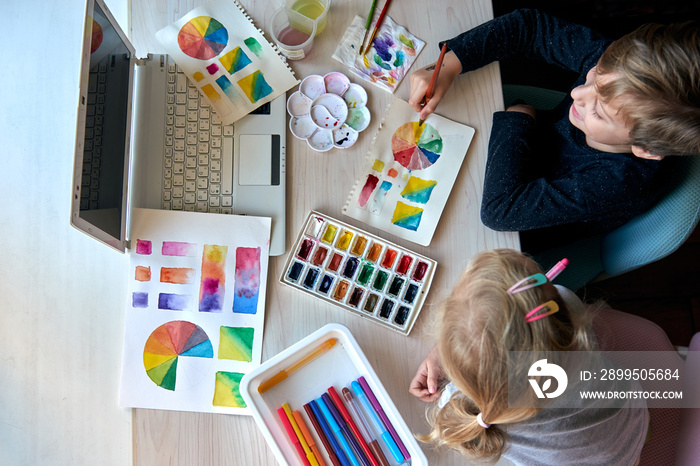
top-left (350, 381), bottom-right (404, 463)
top-left (322, 392), bottom-right (371, 466)
top-left (343, 387), bottom-right (390, 466)
top-left (328, 386), bottom-right (380, 466)
top-left (317, 396), bottom-right (361, 466)
top-left (358, 376), bottom-right (410, 460)
top-left (277, 406), bottom-right (312, 466)
top-left (309, 400), bottom-right (348, 466)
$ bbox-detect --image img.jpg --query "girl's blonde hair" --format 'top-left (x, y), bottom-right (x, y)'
top-left (418, 249), bottom-right (596, 462)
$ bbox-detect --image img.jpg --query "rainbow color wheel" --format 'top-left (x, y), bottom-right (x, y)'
top-left (178, 16), bottom-right (228, 60)
top-left (391, 122), bottom-right (443, 170)
top-left (143, 321), bottom-right (213, 391)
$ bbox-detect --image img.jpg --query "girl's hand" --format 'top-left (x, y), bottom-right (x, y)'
top-left (409, 345), bottom-right (444, 402)
top-left (408, 51), bottom-right (462, 121)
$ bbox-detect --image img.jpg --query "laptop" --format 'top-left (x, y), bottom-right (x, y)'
top-left (71, 0), bottom-right (287, 255)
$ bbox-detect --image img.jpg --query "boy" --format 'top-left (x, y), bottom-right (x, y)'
top-left (409, 9), bottom-right (700, 250)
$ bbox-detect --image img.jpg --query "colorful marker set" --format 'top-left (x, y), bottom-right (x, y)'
top-left (278, 380), bottom-right (409, 466)
top-left (281, 211), bottom-right (436, 335)
top-left (240, 324), bottom-right (428, 465)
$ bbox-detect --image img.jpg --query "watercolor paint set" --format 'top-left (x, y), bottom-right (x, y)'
top-left (240, 324), bottom-right (428, 466)
top-left (281, 211), bottom-right (437, 335)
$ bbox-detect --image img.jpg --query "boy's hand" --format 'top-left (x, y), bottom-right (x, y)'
top-left (408, 51), bottom-right (462, 121)
top-left (409, 345), bottom-right (444, 402)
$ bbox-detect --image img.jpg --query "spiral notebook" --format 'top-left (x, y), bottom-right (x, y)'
top-left (342, 97), bottom-right (475, 246)
top-left (156, 0), bottom-right (299, 125)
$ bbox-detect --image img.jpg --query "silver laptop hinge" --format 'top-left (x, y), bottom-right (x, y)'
top-left (135, 53), bottom-right (155, 66)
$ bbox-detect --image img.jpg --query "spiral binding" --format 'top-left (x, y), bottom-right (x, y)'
top-left (341, 98), bottom-right (395, 214)
top-left (232, 0), bottom-right (297, 79)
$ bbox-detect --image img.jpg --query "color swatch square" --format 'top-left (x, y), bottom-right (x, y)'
top-left (218, 326), bottom-right (254, 361)
top-left (237, 70), bottom-right (272, 104)
top-left (213, 371), bottom-right (247, 408)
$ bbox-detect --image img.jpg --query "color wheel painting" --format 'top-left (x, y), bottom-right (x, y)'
top-left (155, 0), bottom-right (299, 125)
top-left (392, 122), bottom-right (443, 170)
top-left (343, 98), bottom-right (474, 246)
top-left (143, 321), bottom-right (214, 391)
top-left (120, 208), bottom-right (271, 415)
top-left (178, 16), bottom-right (228, 60)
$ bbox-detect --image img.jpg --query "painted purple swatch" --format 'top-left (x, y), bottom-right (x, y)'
top-left (132, 292), bottom-right (148, 308)
top-left (162, 241), bottom-right (197, 257)
top-left (233, 247), bottom-right (261, 314)
top-left (136, 240), bottom-right (152, 255)
top-left (206, 63), bottom-right (219, 75)
top-left (358, 376), bottom-right (410, 460)
top-left (158, 293), bottom-right (188, 311)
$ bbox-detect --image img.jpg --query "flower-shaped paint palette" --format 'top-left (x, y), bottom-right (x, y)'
top-left (287, 72), bottom-right (371, 152)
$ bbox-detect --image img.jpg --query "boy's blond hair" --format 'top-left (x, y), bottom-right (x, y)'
top-left (597, 22), bottom-right (700, 156)
top-left (419, 249), bottom-right (596, 461)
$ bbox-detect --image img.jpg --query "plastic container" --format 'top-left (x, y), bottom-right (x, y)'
top-left (240, 324), bottom-right (428, 466)
top-left (269, 7), bottom-right (316, 60)
top-left (286, 0), bottom-right (331, 36)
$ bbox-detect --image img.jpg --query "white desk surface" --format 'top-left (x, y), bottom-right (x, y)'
top-left (1, 0), bottom-right (517, 464)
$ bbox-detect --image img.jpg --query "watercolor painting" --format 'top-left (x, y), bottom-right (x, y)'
top-left (343, 98), bottom-right (474, 246)
top-left (232, 247), bottom-right (261, 314)
top-left (120, 208), bottom-right (271, 416)
top-left (143, 321), bottom-right (214, 391)
top-left (177, 16), bottom-right (228, 60)
top-left (333, 15), bottom-right (425, 93)
top-left (218, 326), bottom-right (254, 361)
top-left (199, 245), bottom-right (227, 312)
top-left (156, 0), bottom-right (298, 124)
top-left (237, 70), bottom-right (273, 104)
top-left (213, 371), bottom-right (247, 408)
top-left (219, 46), bottom-right (251, 74)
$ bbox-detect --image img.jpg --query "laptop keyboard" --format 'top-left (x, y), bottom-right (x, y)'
top-left (81, 63), bottom-right (107, 210)
top-left (163, 63), bottom-right (234, 213)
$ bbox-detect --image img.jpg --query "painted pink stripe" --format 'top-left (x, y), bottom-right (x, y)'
top-left (358, 174), bottom-right (379, 207)
top-left (162, 241), bottom-right (197, 256)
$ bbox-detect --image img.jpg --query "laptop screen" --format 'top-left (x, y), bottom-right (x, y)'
top-left (77, 1), bottom-right (131, 240)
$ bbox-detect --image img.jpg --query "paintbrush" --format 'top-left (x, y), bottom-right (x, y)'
top-left (358, 0), bottom-right (378, 55)
top-left (362, 0), bottom-right (393, 57)
top-left (418, 43), bottom-right (448, 126)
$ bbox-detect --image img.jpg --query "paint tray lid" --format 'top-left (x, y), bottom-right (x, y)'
top-left (240, 323), bottom-right (428, 465)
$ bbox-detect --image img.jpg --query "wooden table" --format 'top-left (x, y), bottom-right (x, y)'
top-left (129, 0), bottom-right (518, 464)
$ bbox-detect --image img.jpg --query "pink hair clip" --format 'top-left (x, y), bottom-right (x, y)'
top-left (508, 273), bottom-right (547, 294)
top-left (524, 300), bottom-right (560, 323)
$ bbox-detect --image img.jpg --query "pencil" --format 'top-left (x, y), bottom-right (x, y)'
top-left (358, 0), bottom-right (378, 55)
top-left (418, 43), bottom-right (448, 126)
top-left (362, 0), bottom-right (393, 56)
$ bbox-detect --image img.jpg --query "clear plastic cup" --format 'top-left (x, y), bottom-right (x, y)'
top-left (269, 8), bottom-right (316, 60)
top-left (286, 0), bottom-right (331, 36)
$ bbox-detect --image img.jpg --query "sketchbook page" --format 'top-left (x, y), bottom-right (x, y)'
top-left (119, 208), bottom-right (271, 415)
top-left (155, 0), bottom-right (298, 124)
top-left (342, 97), bottom-right (475, 246)
top-left (333, 15), bottom-right (425, 93)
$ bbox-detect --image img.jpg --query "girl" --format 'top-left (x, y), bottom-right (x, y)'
top-left (409, 249), bottom-right (647, 464)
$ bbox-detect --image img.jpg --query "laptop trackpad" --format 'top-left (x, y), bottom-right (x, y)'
top-left (238, 134), bottom-right (280, 186)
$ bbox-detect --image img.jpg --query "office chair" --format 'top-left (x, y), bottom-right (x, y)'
top-left (593, 308), bottom-right (700, 465)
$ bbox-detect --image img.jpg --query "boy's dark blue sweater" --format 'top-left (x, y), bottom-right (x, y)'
top-left (443, 9), bottom-right (672, 249)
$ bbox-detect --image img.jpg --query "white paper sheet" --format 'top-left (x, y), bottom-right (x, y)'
top-left (119, 208), bottom-right (270, 415)
top-left (343, 98), bottom-right (475, 246)
top-left (156, 0), bottom-right (298, 124)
